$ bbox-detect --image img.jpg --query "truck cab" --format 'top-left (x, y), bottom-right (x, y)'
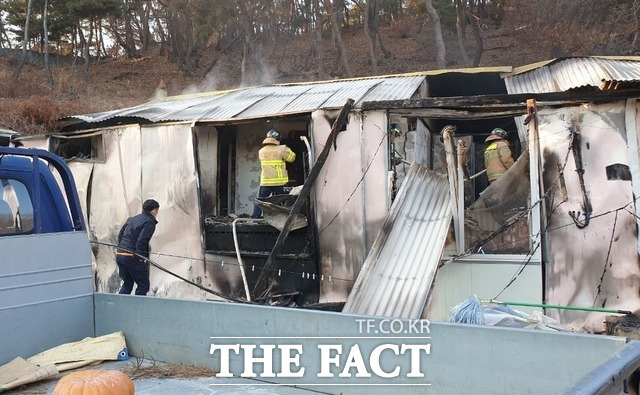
top-left (0, 147), bottom-right (94, 365)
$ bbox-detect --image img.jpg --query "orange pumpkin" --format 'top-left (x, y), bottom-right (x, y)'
top-left (52, 369), bottom-right (135, 395)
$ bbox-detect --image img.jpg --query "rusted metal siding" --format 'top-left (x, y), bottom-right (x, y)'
top-left (343, 163), bottom-right (452, 319)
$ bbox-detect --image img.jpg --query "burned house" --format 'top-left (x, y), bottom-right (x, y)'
top-left (17, 57), bottom-right (640, 331)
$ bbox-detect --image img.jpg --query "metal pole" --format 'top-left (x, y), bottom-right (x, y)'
top-left (232, 218), bottom-right (265, 301)
top-left (491, 299), bottom-right (632, 315)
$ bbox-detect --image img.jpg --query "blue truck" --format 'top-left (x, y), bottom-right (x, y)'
top-left (0, 147), bottom-right (94, 364)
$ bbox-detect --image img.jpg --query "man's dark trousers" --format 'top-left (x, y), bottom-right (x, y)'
top-left (116, 255), bottom-right (150, 295)
top-left (251, 186), bottom-right (285, 218)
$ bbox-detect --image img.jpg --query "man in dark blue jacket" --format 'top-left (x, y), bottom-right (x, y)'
top-left (116, 199), bottom-right (160, 295)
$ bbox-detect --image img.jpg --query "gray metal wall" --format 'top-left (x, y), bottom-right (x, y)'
top-left (1, 232), bottom-right (94, 365)
top-left (95, 293), bottom-right (626, 395)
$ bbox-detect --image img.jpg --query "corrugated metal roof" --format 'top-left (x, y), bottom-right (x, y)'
top-left (343, 162), bottom-right (452, 319)
top-left (504, 57), bottom-right (640, 94)
top-left (67, 75), bottom-right (426, 125)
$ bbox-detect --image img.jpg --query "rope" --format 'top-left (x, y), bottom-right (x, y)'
top-left (91, 240), bottom-right (356, 285)
top-left (92, 241), bottom-right (250, 303)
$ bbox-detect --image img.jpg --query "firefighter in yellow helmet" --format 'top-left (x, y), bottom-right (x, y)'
top-left (484, 128), bottom-right (514, 184)
top-left (252, 129), bottom-right (297, 218)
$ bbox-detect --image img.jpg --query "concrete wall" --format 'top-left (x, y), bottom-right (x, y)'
top-left (95, 293), bottom-right (626, 395)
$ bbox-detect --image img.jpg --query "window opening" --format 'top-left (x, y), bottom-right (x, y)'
top-left (0, 178), bottom-right (34, 235)
top-left (51, 134), bottom-right (105, 162)
top-left (391, 115), bottom-right (534, 256)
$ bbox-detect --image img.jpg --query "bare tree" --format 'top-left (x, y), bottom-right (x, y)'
top-left (124, 0), bottom-right (137, 57)
top-left (633, 0), bottom-right (640, 51)
top-left (140, 0), bottom-right (152, 51)
top-left (80, 20), bottom-right (94, 82)
top-left (425, 0), bottom-right (446, 69)
top-left (312, 0), bottom-right (326, 78)
top-left (12, 0), bottom-right (34, 81)
top-left (237, 0), bottom-right (259, 85)
top-left (43, 0), bottom-right (53, 89)
top-left (363, 0), bottom-right (378, 74)
top-left (323, 0), bottom-right (352, 76)
top-left (152, 4), bottom-right (167, 56)
top-left (455, 0), bottom-right (471, 67)
top-left (468, 2), bottom-right (483, 66)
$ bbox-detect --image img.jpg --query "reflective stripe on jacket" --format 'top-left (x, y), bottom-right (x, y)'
top-left (259, 143), bottom-right (296, 186)
top-left (484, 137), bottom-right (515, 183)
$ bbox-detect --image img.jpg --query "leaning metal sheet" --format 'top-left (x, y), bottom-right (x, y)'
top-left (140, 124), bottom-right (206, 299)
top-left (90, 126), bottom-right (142, 293)
top-left (539, 102), bottom-right (640, 331)
top-left (313, 110), bottom-right (366, 302)
top-left (344, 163), bottom-right (452, 318)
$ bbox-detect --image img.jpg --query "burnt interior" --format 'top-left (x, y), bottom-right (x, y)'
top-left (392, 113), bottom-right (532, 255)
top-left (195, 116), bottom-right (319, 303)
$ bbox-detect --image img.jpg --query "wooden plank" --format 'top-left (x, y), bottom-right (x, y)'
top-left (361, 89), bottom-right (640, 111)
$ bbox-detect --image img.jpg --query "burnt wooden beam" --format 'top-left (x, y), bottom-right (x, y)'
top-left (361, 89), bottom-right (640, 112)
top-left (389, 108), bottom-right (527, 119)
top-left (252, 98), bottom-right (355, 300)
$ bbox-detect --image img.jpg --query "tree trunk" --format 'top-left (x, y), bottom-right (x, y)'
top-left (237, 1), bottom-right (257, 85)
top-left (152, 5), bottom-right (167, 56)
top-left (633, 0), bottom-right (640, 51)
top-left (79, 22), bottom-right (91, 82)
top-left (323, 0), bottom-right (353, 77)
top-left (181, 9), bottom-right (197, 75)
top-left (166, 7), bottom-right (179, 62)
top-left (312, 0), bottom-right (326, 78)
top-left (455, 0), bottom-right (471, 67)
top-left (364, 0), bottom-right (378, 74)
top-left (468, 7), bottom-right (484, 66)
top-left (376, 31), bottom-right (390, 59)
top-left (141, 0), bottom-right (152, 51)
top-left (425, 0), bottom-right (446, 69)
top-left (240, 31), bottom-right (251, 85)
top-left (99, 21), bottom-right (108, 57)
top-left (43, 0), bottom-right (53, 89)
top-left (12, 0), bottom-right (34, 81)
top-left (124, 0), bottom-right (137, 57)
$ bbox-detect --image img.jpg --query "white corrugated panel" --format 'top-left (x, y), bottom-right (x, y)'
top-left (505, 57), bottom-right (640, 94)
top-left (65, 75), bottom-right (426, 125)
top-left (343, 162), bottom-right (452, 319)
top-left (363, 76), bottom-right (425, 102)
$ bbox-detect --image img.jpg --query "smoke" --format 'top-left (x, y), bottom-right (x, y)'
top-left (150, 40), bottom-right (277, 100)
top-left (253, 42), bottom-right (276, 86)
top-left (180, 66), bottom-right (222, 96)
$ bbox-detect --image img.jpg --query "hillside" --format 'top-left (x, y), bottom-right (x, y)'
top-left (0, 0), bottom-right (636, 135)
